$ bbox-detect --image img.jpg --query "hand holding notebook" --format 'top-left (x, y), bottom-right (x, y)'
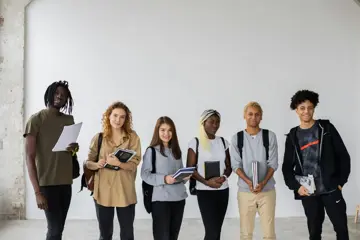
top-left (103, 148), bottom-right (137, 171)
top-left (104, 154), bottom-right (120, 170)
top-left (172, 167), bottom-right (196, 181)
top-left (295, 174), bottom-right (316, 195)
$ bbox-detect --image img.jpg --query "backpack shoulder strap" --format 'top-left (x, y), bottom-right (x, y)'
top-left (194, 137), bottom-right (199, 165)
top-left (96, 132), bottom-right (103, 162)
top-left (237, 131), bottom-right (244, 158)
top-left (262, 129), bottom-right (269, 160)
top-left (220, 137), bottom-right (226, 149)
top-left (149, 147), bottom-right (156, 173)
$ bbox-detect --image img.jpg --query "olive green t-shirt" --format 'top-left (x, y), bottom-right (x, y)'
top-left (24, 108), bottom-right (75, 186)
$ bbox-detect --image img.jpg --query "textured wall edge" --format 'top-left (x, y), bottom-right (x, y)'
top-left (0, 0), bottom-right (32, 220)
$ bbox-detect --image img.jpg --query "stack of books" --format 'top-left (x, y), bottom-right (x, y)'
top-left (172, 167), bottom-right (196, 181)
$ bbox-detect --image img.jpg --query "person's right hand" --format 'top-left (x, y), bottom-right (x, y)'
top-left (206, 178), bottom-right (222, 189)
top-left (97, 159), bottom-right (106, 169)
top-left (35, 192), bottom-right (48, 210)
top-left (165, 175), bottom-right (176, 184)
top-left (245, 180), bottom-right (254, 192)
top-left (298, 186), bottom-right (310, 196)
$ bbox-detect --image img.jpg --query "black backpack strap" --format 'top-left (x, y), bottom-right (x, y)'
top-left (81, 132), bottom-right (103, 194)
top-left (220, 137), bottom-right (226, 149)
top-left (97, 133), bottom-right (103, 162)
top-left (237, 131), bottom-right (244, 158)
top-left (149, 147), bottom-right (156, 173)
top-left (195, 137), bottom-right (199, 165)
top-left (262, 129), bottom-right (269, 160)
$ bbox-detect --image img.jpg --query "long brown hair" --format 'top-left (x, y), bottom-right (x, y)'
top-left (102, 101), bottom-right (133, 138)
top-left (150, 116), bottom-right (182, 160)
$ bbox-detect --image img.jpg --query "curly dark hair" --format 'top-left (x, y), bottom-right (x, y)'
top-left (290, 90), bottom-right (319, 110)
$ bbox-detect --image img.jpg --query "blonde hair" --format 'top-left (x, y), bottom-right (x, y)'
top-left (244, 101), bottom-right (263, 117)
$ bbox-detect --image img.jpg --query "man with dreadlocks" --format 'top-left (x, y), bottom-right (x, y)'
top-left (23, 80), bottom-right (79, 240)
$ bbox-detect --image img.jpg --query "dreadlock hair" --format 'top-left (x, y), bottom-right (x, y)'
top-left (290, 89), bottom-right (319, 110)
top-left (44, 80), bottom-right (74, 114)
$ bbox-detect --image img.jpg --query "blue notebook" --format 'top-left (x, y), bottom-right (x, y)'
top-left (172, 167), bottom-right (196, 181)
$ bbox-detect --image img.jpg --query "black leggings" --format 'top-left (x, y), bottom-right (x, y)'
top-left (197, 188), bottom-right (229, 240)
top-left (94, 201), bottom-right (135, 240)
top-left (40, 185), bottom-right (72, 240)
top-left (151, 200), bottom-right (186, 240)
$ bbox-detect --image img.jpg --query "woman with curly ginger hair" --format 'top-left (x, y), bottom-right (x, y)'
top-left (86, 101), bottom-right (141, 240)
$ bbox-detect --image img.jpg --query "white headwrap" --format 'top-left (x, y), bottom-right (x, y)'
top-left (199, 109), bottom-right (221, 151)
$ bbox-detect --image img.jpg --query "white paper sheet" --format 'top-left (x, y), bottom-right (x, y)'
top-left (52, 122), bottom-right (83, 152)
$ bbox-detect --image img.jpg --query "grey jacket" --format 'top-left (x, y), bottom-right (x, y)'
top-left (141, 145), bottom-right (188, 202)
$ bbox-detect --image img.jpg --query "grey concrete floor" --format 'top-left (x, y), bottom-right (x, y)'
top-left (0, 218), bottom-right (359, 240)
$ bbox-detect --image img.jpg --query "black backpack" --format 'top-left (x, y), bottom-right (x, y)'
top-left (189, 137), bottom-right (226, 195)
top-left (237, 129), bottom-right (270, 160)
top-left (142, 147), bottom-right (156, 213)
top-left (80, 133), bottom-right (103, 194)
top-left (72, 153), bottom-right (80, 179)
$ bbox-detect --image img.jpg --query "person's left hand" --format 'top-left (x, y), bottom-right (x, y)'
top-left (106, 154), bottom-right (120, 167)
top-left (214, 176), bottom-right (226, 184)
top-left (338, 185), bottom-right (342, 191)
top-left (66, 142), bottom-right (79, 153)
top-left (253, 182), bottom-right (265, 194)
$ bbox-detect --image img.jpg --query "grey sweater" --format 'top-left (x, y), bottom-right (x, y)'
top-left (230, 129), bottom-right (279, 192)
top-left (140, 145), bottom-right (188, 202)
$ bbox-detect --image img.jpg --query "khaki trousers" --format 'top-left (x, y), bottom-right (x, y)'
top-left (237, 189), bottom-right (276, 240)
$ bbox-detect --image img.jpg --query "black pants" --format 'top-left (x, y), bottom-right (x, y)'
top-left (301, 189), bottom-right (349, 240)
top-left (94, 201), bottom-right (135, 240)
top-left (40, 185), bottom-right (72, 240)
top-left (151, 200), bottom-right (186, 240)
top-left (197, 188), bottom-right (229, 240)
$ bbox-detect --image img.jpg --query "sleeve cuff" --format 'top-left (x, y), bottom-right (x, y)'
top-left (156, 174), bottom-right (166, 185)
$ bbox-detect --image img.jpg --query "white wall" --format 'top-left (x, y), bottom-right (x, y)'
top-left (24, 0), bottom-right (360, 220)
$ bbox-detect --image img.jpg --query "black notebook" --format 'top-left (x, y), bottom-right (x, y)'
top-left (104, 164), bottom-right (120, 171)
top-left (103, 148), bottom-right (137, 171)
top-left (204, 161), bottom-right (220, 180)
top-left (113, 148), bottom-right (136, 163)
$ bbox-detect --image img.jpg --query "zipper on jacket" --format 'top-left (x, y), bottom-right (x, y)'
top-left (318, 122), bottom-right (326, 191)
top-left (318, 122), bottom-right (324, 161)
top-left (289, 133), bottom-right (304, 174)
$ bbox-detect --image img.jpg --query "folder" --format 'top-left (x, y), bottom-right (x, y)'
top-left (252, 161), bottom-right (258, 189)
